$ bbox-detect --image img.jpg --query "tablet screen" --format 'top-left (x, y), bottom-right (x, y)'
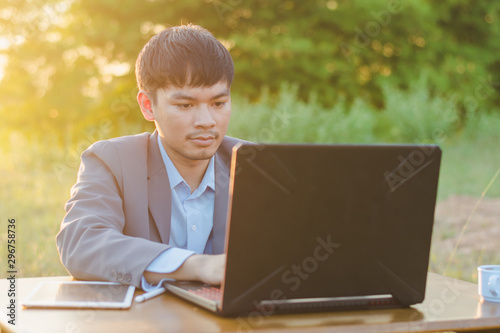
top-left (22, 281), bottom-right (136, 309)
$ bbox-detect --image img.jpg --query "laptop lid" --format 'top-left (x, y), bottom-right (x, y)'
top-left (220, 143), bottom-right (441, 316)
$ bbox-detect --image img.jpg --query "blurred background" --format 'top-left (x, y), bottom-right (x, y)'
top-left (0, 0), bottom-right (499, 281)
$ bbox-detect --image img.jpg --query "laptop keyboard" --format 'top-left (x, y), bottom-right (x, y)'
top-left (187, 286), bottom-right (222, 302)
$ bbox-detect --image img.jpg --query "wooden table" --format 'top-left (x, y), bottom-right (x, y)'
top-left (1, 273), bottom-right (500, 333)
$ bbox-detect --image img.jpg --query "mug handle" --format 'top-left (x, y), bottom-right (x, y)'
top-left (488, 275), bottom-right (500, 296)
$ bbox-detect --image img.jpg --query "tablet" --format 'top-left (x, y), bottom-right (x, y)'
top-left (22, 281), bottom-right (136, 309)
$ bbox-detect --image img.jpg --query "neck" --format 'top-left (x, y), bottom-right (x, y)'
top-left (158, 136), bottom-right (213, 192)
top-left (174, 158), bottom-right (210, 192)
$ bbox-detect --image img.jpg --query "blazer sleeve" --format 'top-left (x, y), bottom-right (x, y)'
top-left (56, 140), bottom-right (168, 288)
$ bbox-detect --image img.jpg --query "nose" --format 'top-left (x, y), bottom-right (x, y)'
top-left (194, 105), bottom-right (216, 128)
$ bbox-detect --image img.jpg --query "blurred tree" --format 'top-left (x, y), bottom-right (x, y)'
top-left (0, 0), bottom-right (498, 141)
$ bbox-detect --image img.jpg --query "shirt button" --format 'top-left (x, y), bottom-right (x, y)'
top-left (191, 225), bottom-right (197, 231)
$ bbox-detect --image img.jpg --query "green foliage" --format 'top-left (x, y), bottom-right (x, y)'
top-left (229, 73), bottom-right (462, 145)
top-left (1, 0), bottom-right (500, 142)
top-left (229, 82), bottom-right (378, 143)
top-left (228, 77), bottom-right (500, 201)
top-left (375, 73), bottom-right (460, 143)
top-left (1, 0), bottom-right (499, 283)
top-left (1, 89), bottom-right (499, 278)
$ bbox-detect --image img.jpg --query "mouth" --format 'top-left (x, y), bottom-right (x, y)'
top-left (190, 135), bottom-right (216, 147)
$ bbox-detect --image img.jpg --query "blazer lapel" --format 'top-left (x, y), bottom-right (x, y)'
top-left (147, 131), bottom-right (172, 244)
top-left (213, 153), bottom-right (230, 254)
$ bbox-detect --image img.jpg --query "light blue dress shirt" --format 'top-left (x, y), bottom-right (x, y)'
top-left (141, 135), bottom-right (215, 290)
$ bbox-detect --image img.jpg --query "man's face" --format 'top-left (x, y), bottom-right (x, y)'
top-left (141, 82), bottom-right (231, 165)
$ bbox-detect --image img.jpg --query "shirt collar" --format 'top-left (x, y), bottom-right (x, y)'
top-left (157, 134), bottom-right (215, 192)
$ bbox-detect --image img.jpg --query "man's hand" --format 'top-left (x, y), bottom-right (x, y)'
top-left (144, 254), bottom-right (226, 285)
top-left (190, 253), bottom-right (226, 285)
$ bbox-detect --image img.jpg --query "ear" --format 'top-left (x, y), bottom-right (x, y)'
top-left (137, 90), bottom-right (155, 121)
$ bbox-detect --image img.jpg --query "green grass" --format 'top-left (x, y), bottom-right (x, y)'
top-left (429, 249), bottom-right (499, 284)
top-left (0, 134), bottom-right (73, 278)
top-left (228, 83), bottom-right (500, 284)
top-left (438, 137), bottom-right (500, 200)
top-left (437, 113), bottom-right (500, 199)
top-left (1, 81), bottom-right (499, 281)
top-left (228, 82), bottom-right (500, 201)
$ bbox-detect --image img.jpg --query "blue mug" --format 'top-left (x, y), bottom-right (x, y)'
top-left (478, 265), bottom-right (500, 303)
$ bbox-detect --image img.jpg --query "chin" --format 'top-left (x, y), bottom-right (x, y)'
top-left (187, 149), bottom-right (217, 161)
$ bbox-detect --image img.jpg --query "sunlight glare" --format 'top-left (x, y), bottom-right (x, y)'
top-left (0, 55), bottom-right (7, 81)
top-left (0, 37), bottom-right (11, 50)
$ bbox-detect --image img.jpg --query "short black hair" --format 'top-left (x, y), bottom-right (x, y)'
top-left (135, 24), bottom-right (234, 103)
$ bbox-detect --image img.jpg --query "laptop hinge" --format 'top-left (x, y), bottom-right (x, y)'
top-left (258, 294), bottom-right (398, 313)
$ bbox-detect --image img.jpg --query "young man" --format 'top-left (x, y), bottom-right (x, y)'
top-left (56, 24), bottom-right (244, 290)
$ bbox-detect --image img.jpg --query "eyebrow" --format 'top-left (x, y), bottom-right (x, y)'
top-left (170, 89), bottom-right (230, 101)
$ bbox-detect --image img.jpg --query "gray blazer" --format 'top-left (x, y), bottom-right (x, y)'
top-left (56, 131), bottom-right (242, 287)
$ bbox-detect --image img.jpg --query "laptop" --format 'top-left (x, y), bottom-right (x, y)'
top-left (163, 143), bottom-right (441, 316)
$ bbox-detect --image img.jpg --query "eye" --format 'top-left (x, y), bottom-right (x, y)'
top-left (213, 101), bottom-right (226, 108)
top-left (177, 104), bottom-right (193, 109)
